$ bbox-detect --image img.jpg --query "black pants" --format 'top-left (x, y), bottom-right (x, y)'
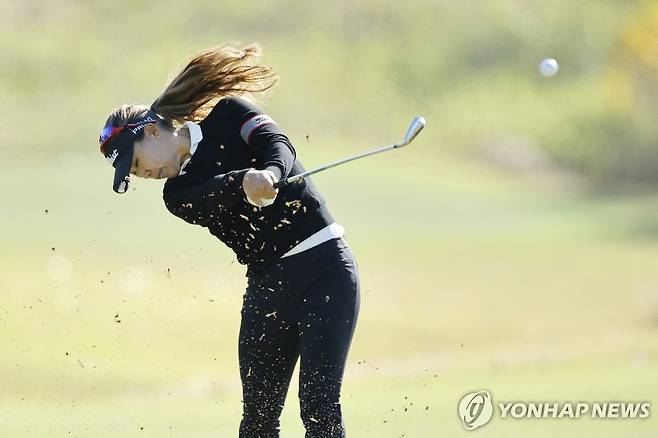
top-left (238, 236), bottom-right (360, 437)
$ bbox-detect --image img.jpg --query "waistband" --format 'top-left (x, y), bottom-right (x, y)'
top-left (281, 222), bottom-right (345, 258)
top-left (246, 236), bottom-right (350, 279)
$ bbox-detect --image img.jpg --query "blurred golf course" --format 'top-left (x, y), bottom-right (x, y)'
top-left (1, 0), bottom-right (658, 436)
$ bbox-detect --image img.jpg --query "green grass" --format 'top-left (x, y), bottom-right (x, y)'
top-left (1, 150), bottom-right (657, 436)
top-left (1, 347), bottom-right (656, 436)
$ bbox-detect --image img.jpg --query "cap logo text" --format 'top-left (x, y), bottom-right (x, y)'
top-left (107, 148), bottom-right (119, 165)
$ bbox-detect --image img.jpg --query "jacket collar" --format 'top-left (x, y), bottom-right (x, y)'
top-left (179, 121), bottom-right (203, 176)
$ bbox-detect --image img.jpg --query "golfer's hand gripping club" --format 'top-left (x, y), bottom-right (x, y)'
top-left (273, 116), bottom-right (426, 190)
top-left (244, 169), bottom-right (279, 207)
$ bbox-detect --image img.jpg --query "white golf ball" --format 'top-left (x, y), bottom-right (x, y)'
top-left (539, 58), bottom-right (559, 77)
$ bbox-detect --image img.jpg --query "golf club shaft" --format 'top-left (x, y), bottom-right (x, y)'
top-left (273, 142), bottom-right (404, 189)
top-left (273, 116), bottom-right (426, 189)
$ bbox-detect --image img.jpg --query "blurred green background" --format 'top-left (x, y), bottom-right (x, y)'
top-left (1, 0), bottom-right (657, 436)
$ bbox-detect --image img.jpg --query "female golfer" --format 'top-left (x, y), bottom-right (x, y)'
top-left (98, 43), bottom-right (360, 437)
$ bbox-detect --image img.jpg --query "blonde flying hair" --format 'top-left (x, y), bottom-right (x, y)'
top-left (102, 42), bottom-right (278, 133)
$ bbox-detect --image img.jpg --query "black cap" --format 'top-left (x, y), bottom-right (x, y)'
top-left (99, 110), bottom-right (160, 194)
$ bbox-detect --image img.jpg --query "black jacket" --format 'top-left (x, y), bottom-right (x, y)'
top-left (162, 96), bottom-right (335, 277)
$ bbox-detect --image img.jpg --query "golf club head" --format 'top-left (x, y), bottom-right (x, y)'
top-left (402, 116), bottom-right (426, 145)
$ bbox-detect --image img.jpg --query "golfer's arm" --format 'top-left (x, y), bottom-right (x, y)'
top-left (225, 96), bottom-right (296, 182)
top-left (255, 133), bottom-right (296, 182)
top-left (163, 169), bottom-right (250, 226)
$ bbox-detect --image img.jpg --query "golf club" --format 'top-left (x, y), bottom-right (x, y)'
top-left (273, 116), bottom-right (427, 189)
